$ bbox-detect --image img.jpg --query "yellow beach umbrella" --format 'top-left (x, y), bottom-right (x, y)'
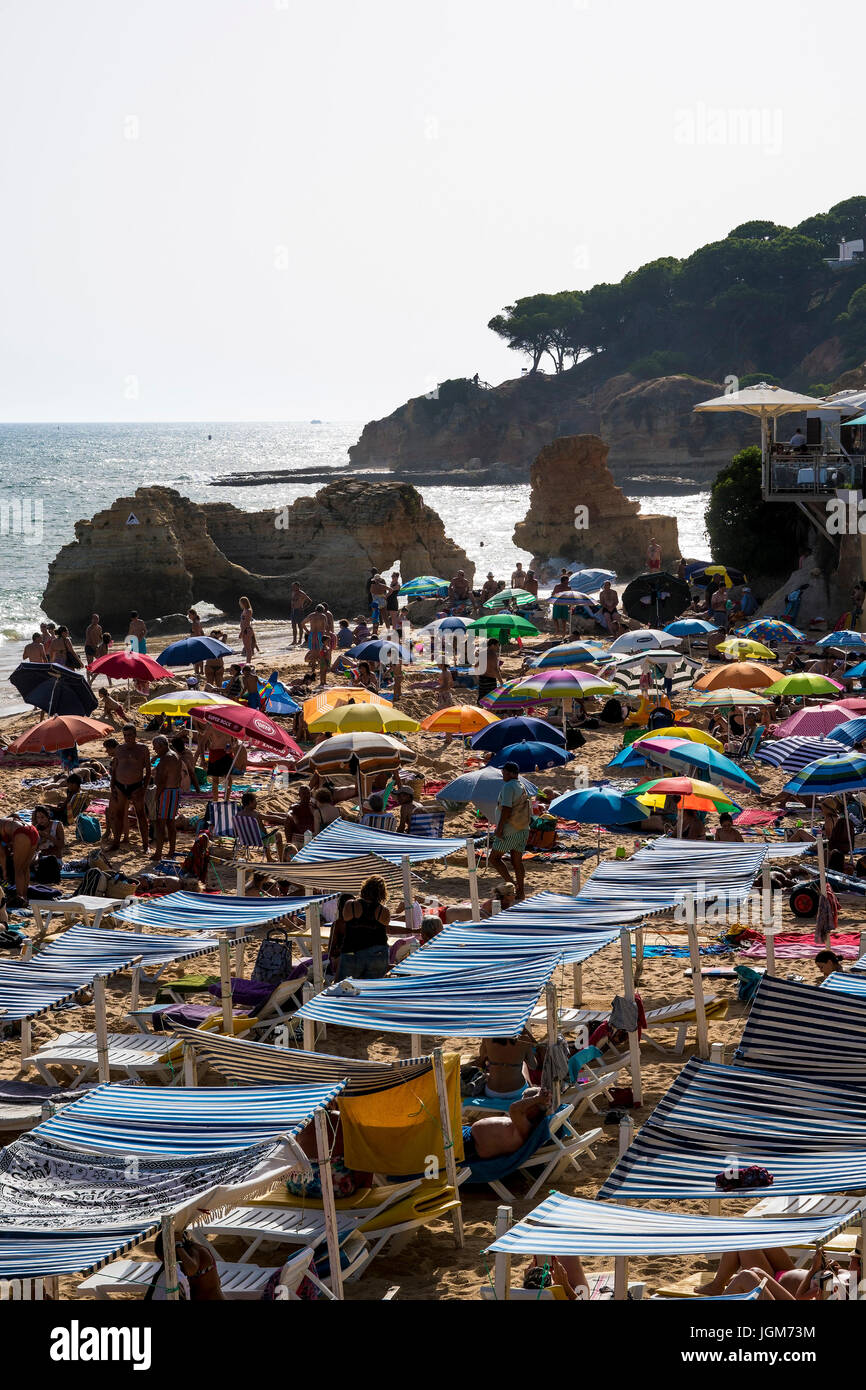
top-left (420, 706), bottom-right (499, 735)
top-left (306, 702), bottom-right (419, 735)
top-left (717, 638), bottom-right (777, 660)
top-left (638, 726), bottom-right (723, 751)
top-left (138, 691), bottom-right (239, 716)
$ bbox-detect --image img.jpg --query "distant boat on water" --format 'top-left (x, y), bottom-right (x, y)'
top-left (310, 418), bottom-right (322, 424)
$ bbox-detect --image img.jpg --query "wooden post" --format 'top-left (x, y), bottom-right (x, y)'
top-left (685, 914), bottom-right (709, 1059)
top-left (307, 901), bottom-right (324, 995)
top-left (233, 924), bottom-right (244, 977)
top-left (618, 1113), bottom-right (634, 1155)
top-left (676, 804), bottom-right (684, 839)
top-left (494, 1205), bottom-right (512, 1301)
top-left (432, 1047), bottom-right (464, 1248)
top-left (236, 864), bottom-right (247, 896)
top-left (410, 1033), bottom-right (423, 1057)
top-left (571, 962), bottom-right (583, 1007)
top-left (619, 928), bottom-right (642, 1105)
top-left (93, 975), bottom-right (110, 1083)
top-left (613, 1254), bottom-right (630, 1301)
top-left (545, 980), bottom-right (560, 1109)
top-left (302, 983), bottom-right (316, 1052)
top-left (182, 1044), bottom-right (197, 1088)
top-left (634, 926), bottom-right (645, 982)
top-left (571, 865), bottom-right (581, 896)
top-left (219, 937), bottom-right (233, 1035)
top-left (817, 833), bottom-right (827, 896)
top-left (860, 929), bottom-right (866, 963)
top-left (401, 855), bottom-right (413, 925)
top-left (314, 1108), bottom-right (344, 1300)
top-left (129, 966), bottom-right (141, 1015)
top-left (160, 1213), bottom-right (180, 1302)
top-left (466, 838), bottom-right (481, 920)
top-left (19, 1017), bottom-right (31, 1071)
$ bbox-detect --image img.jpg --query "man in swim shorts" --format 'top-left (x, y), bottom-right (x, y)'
top-left (109, 723), bottom-right (151, 851)
top-left (151, 735), bottom-right (182, 861)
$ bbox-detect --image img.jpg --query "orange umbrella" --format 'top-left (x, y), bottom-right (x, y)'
top-left (420, 706), bottom-right (499, 735)
top-left (8, 716), bottom-right (113, 753)
top-left (302, 688), bottom-right (391, 723)
top-left (694, 661), bottom-right (781, 692)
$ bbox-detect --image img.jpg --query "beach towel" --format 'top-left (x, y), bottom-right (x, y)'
top-left (340, 1053), bottom-right (463, 1176)
top-left (461, 1114), bottom-right (552, 1183)
top-left (737, 930), bottom-right (861, 960)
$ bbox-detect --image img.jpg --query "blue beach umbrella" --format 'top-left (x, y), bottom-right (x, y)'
top-left (815, 630), bottom-right (866, 650)
top-left (665, 619), bottom-right (717, 637)
top-left (785, 752), bottom-right (866, 796)
top-left (348, 640), bottom-right (412, 665)
top-left (569, 569), bottom-right (617, 593)
top-left (641, 739), bottom-right (761, 791)
top-left (549, 785), bottom-right (649, 850)
top-left (9, 662), bottom-right (98, 717)
top-left (489, 741), bottom-right (573, 772)
top-left (399, 575), bottom-right (449, 599)
top-left (843, 661), bottom-right (866, 680)
top-left (157, 636), bottom-right (233, 667)
top-left (829, 718), bottom-right (866, 748)
top-left (436, 766), bottom-right (536, 823)
top-left (530, 641), bottom-right (607, 669)
top-left (737, 619), bottom-right (805, 644)
top-left (471, 716), bottom-right (566, 752)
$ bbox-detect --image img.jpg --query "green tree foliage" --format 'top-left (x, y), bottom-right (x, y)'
top-left (705, 446), bottom-right (805, 578)
top-left (488, 196), bottom-right (866, 381)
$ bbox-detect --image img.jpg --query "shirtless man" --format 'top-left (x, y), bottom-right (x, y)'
top-left (462, 1088), bottom-right (551, 1162)
top-left (478, 1029), bottom-right (537, 1097)
top-left (110, 724), bottom-right (151, 850)
top-left (436, 661), bottom-right (454, 708)
top-left (715, 812), bottom-right (744, 843)
top-left (22, 632), bottom-right (48, 663)
top-left (448, 569), bottom-right (471, 611)
top-left (151, 734), bottom-right (182, 860)
top-left (510, 562), bottom-right (527, 590)
top-left (196, 722), bottom-right (237, 801)
top-left (171, 734), bottom-right (198, 792)
top-left (99, 687), bottom-right (126, 727)
top-left (369, 573), bottom-right (388, 623)
top-left (127, 612), bottom-right (148, 654)
top-left (290, 582), bottom-right (312, 646)
top-left (598, 581), bottom-right (622, 636)
top-left (303, 606), bottom-right (330, 677)
top-left (84, 614), bottom-right (103, 666)
top-left (395, 787), bottom-right (423, 833)
top-left (646, 537), bottom-right (662, 572)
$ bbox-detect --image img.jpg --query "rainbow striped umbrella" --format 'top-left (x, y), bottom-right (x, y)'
top-left (482, 587), bottom-right (537, 611)
top-left (737, 619), bottom-right (805, 644)
top-left (508, 669), bottom-right (619, 701)
top-left (686, 688), bottom-right (772, 708)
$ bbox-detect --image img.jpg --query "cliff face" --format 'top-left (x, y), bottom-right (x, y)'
top-left (43, 480), bottom-right (472, 629)
top-left (348, 371), bottom-right (755, 485)
top-left (513, 435), bottom-right (680, 579)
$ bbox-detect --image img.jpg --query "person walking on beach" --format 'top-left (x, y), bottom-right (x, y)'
top-left (238, 596), bottom-right (258, 661)
top-left (369, 573), bottom-right (387, 623)
top-left (22, 633), bottom-right (48, 663)
top-left (488, 761), bottom-right (532, 901)
top-left (477, 637), bottom-right (501, 704)
top-left (150, 734), bottom-right (182, 861)
top-left (109, 724), bottom-right (151, 851)
top-left (551, 569), bottom-right (571, 638)
top-left (84, 614), bottom-right (103, 666)
top-left (127, 612), bottom-right (148, 654)
top-left (290, 583), bottom-right (312, 645)
top-left (188, 609), bottom-right (205, 676)
top-left (646, 537), bottom-right (662, 572)
top-left (48, 626), bottom-right (81, 669)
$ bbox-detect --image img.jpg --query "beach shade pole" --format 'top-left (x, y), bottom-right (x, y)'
top-left (491, 897), bottom-right (501, 915)
top-left (545, 980), bottom-right (561, 1109)
top-left (233, 924), bottom-right (244, 977)
top-left (432, 1046), bottom-right (464, 1248)
top-left (236, 863), bottom-right (248, 896)
top-left (19, 1017), bottom-right (31, 1071)
top-left (817, 833), bottom-right (827, 896)
top-left (676, 802), bottom-right (684, 838)
top-left (182, 1043), bottom-right (197, 1088)
top-left (619, 927), bottom-right (642, 1105)
top-left (219, 937), bottom-right (233, 1035)
top-left (762, 862), bottom-right (775, 976)
top-left (302, 983), bottom-right (316, 1052)
top-left (92, 975), bottom-right (111, 1084)
top-left (410, 1033), bottom-right (424, 1057)
top-left (571, 865), bottom-right (581, 896)
top-left (466, 838), bottom-right (481, 920)
top-left (161, 1213), bottom-right (180, 1302)
top-left (572, 963), bottom-right (583, 1007)
top-left (494, 1205), bottom-right (513, 1301)
top-left (401, 855), bottom-right (414, 925)
top-left (634, 926), bottom-right (645, 983)
top-left (314, 1107), bottom-right (344, 1300)
top-left (307, 901), bottom-right (324, 996)
top-left (842, 794), bottom-right (855, 873)
top-left (129, 965), bottom-right (141, 1015)
top-left (684, 898), bottom-right (710, 1059)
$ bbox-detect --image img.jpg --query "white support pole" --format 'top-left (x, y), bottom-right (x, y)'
top-left (308, 901), bottom-right (324, 995)
top-left (545, 980), bottom-right (560, 1109)
top-left (19, 1018), bottom-right (31, 1071)
top-left (618, 1113), bottom-right (634, 1156)
top-left (219, 937), bottom-right (233, 1035)
top-left (314, 1109), bottom-right (344, 1300)
top-left (129, 966), bottom-right (141, 1015)
top-left (685, 914), bottom-right (709, 1060)
top-left (762, 861), bottom-right (776, 976)
top-left (571, 962), bottom-right (583, 1007)
top-left (93, 975), bottom-right (110, 1084)
top-left (571, 865), bottom-right (581, 897)
top-left (432, 1047), bottom-right (464, 1248)
top-left (619, 927), bottom-right (642, 1105)
top-left (233, 924), bottom-right (244, 977)
top-left (302, 983), bottom-right (316, 1052)
top-left (860, 928), bottom-right (866, 962)
top-left (236, 864), bottom-right (247, 896)
top-left (22, 939), bottom-right (33, 962)
top-left (494, 1205), bottom-right (512, 1301)
top-left (182, 1044), bottom-right (197, 1088)
top-left (710, 1042), bottom-right (724, 1064)
top-left (676, 804), bottom-right (684, 839)
top-left (817, 833), bottom-right (827, 896)
top-left (491, 897), bottom-right (501, 915)
top-left (466, 838), bottom-right (481, 920)
top-left (401, 855), bottom-right (413, 925)
top-left (410, 1033), bottom-right (423, 1057)
top-left (160, 1213), bottom-right (180, 1302)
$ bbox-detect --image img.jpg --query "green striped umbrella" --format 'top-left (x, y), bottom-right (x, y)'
top-left (466, 613), bottom-right (539, 639)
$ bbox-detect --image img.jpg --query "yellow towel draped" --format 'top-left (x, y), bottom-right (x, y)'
top-left (339, 1054), bottom-right (464, 1175)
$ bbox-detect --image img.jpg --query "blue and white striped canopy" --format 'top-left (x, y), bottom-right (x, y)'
top-left (293, 818), bottom-right (469, 865)
top-left (822, 971), bottom-right (866, 998)
top-left (171, 1029), bottom-right (432, 1092)
top-left (393, 924), bottom-right (619, 973)
top-left (486, 1191), bottom-right (859, 1256)
top-left (297, 956), bottom-right (561, 1037)
top-left (576, 841), bottom-right (767, 916)
top-left (37, 924), bottom-right (223, 970)
top-left (114, 890), bottom-right (331, 933)
top-left (0, 950), bottom-right (144, 1022)
top-left (735, 975), bottom-right (866, 1082)
top-left (488, 888), bottom-right (647, 928)
top-left (0, 1227), bottom-right (154, 1279)
top-left (600, 1058), bottom-right (866, 1200)
top-left (755, 736), bottom-right (849, 772)
top-left (34, 1081), bottom-right (347, 1156)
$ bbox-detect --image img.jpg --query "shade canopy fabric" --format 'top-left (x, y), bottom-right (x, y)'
top-left (755, 736), bottom-right (849, 771)
top-left (35, 924), bottom-right (223, 971)
top-left (172, 1029), bottom-right (433, 1093)
top-left (692, 384), bottom-right (831, 417)
top-left (293, 818), bottom-right (470, 865)
top-left (575, 841), bottom-right (767, 917)
top-left (0, 1227), bottom-right (155, 1280)
top-left (599, 1058), bottom-right (866, 1200)
top-left (734, 975), bottom-right (866, 1083)
top-left (392, 923), bottom-right (619, 972)
top-left (262, 853), bottom-right (409, 896)
top-left (297, 957), bottom-right (562, 1038)
top-left (0, 945), bottom-right (147, 1023)
top-left (486, 1190), bottom-right (859, 1257)
top-left (114, 891), bottom-right (331, 933)
top-left (822, 972), bottom-right (866, 998)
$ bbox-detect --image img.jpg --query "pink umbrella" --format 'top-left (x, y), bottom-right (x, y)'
top-left (838, 698), bottom-right (866, 713)
top-left (189, 704), bottom-right (302, 757)
top-left (776, 704), bottom-right (850, 738)
top-left (89, 651), bottom-right (168, 681)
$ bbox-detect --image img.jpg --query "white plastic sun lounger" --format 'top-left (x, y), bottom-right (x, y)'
top-left (24, 1031), bottom-right (186, 1086)
top-left (78, 1247), bottom-right (336, 1301)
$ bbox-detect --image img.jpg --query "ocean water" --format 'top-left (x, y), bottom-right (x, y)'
top-left (0, 420), bottom-right (710, 638)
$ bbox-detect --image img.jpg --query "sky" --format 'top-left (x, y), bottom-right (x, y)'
top-left (0, 0), bottom-right (860, 424)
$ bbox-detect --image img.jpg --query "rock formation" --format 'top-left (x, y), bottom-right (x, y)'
top-left (349, 372), bottom-right (755, 487)
top-left (513, 435), bottom-right (680, 579)
top-left (43, 480), bottom-right (472, 630)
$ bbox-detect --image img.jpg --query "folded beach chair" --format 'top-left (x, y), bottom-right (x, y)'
top-left (198, 1204), bottom-right (369, 1269)
top-left (360, 812), bottom-right (397, 832)
top-left (24, 1010), bottom-right (256, 1086)
top-left (77, 1246), bottom-right (337, 1301)
top-left (408, 809), bottom-right (446, 839)
top-left (232, 813), bottom-right (273, 861)
top-left (461, 1104), bottom-right (602, 1202)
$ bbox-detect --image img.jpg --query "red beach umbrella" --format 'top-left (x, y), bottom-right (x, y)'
top-left (88, 651), bottom-right (169, 682)
top-left (189, 704), bottom-right (302, 758)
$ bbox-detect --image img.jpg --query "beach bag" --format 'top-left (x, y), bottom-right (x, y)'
top-left (252, 928), bottom-right (294, 985)
top-left (609, 1086), bottom-right (635, 1108)
top-left (79, 866), bottom-right (108, 897)
top-left (32, 854), bottom-right (62, 884)
top-left (104, 873), bottom-right (139, 899)
top-left (75, 813), bottom-right (102, 844)
top-left (715, 1165), bottom-right (773, 1192)
top-left (527, 815), bottom-right (556, 850)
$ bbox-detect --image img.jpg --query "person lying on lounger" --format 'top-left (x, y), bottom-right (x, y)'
top-left (462, 1087), bottom-right (551, 1162)
top-left (700, 1246), bottom-right (849, 1300)
top-left (523, 1254), bottom-right (590, 1301)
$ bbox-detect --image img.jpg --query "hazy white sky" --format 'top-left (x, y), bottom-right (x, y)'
top-left (0, 0), bottom-right (859, 423)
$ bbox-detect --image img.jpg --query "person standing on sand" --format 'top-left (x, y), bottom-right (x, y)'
top-left (196, 721), bottom-right (237, 801)
top-left (238, 597), bottom-right (258, 661)
top-left (22, 633), bottom-right (48, 663)
top-left (290, 583), bottom-right (312, 646)
top-left (510, 562), bottom-right (527, 590)
top-left (369, 573), bottom-right (388, 624)
top-left (204, 633), bottom-right (226, 688)
top-left (127, 612), bottom-right (148, 654)
top-left (150, 734), bottom-right (182, 861)
top-left (188, 609), bottom-right (205, 676)
top-left (477, 637), bottom-right (501, 704)
top-left (110, 723), bottom-right (151, 851)
top-left (48, 626), bottom-right (81, 669)
top-left (84, 614), bottom-right (103, 667)
top-left (303, 605), bottom-right (329, 674)
top-left (646, 537), bottom-right (662, 572)
top-left (550, 569), bottom-right (571, 638)
top-left (241, 663), bottom-right (260, 708)
top-left (488, 761), bottom-right (531, 900)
